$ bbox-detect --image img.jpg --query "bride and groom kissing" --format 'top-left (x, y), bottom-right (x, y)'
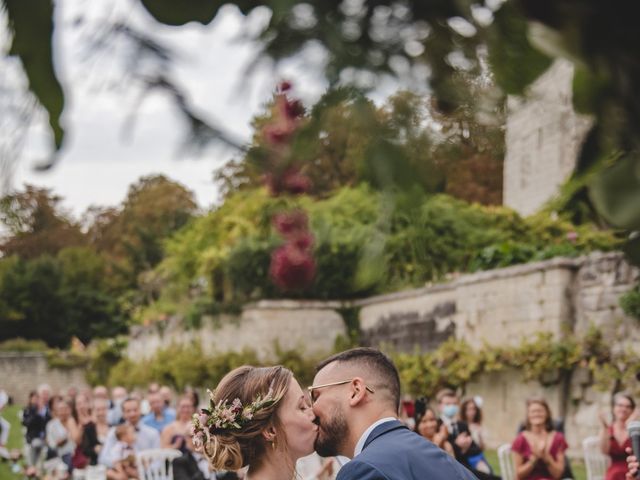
top-left (191, 348), bottom-right (478, 480)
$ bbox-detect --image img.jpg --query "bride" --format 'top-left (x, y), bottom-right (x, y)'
top-left (191, 365), bottom-right (318, 480)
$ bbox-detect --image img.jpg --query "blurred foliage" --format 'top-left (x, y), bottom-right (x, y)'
top-left (140, 185), bottom-right (619, 322)
top-left (100, 327), bottom-right (639, 399)
top-left (216, 85), bottom-right (505, 205)
top-left (0, 337), bottom-right (48, 352)
top-left (4, 0), bottom-right (638, 268)
top-left (0, 176), bottom-right (197, 347)
top-left (0, 250), bottom-right (126, 348)
top-left (0, 185), bottom-right (86, 258)
top-left (85, 337), bottom-right (129, 386)
top-left (392, 328), bottom-right (639, 398)
top-left (0, 337), bottom-right (89, 369)
top-left (106, 342), bottom-right (321, 391)
top-left (620, 282), bottom-right (640, 321)
top-left (86, 175), bottom-right (198, 292)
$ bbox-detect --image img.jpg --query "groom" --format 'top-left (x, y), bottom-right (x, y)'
top-left (310, 347), bottom-right (478, 480)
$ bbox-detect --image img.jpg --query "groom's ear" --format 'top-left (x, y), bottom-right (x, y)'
top-left (261, 425), bottom-right (277, 443)
top-left (348, 378), bottom-right (367, 407)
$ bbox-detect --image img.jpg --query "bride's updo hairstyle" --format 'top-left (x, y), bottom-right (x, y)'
top-left (192, 365), bottom-right (292, 471)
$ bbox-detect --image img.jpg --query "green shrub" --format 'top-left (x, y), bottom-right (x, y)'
top-left (86, 338), bottom-right (128, 386)
top-left (620, 283), bottom-right (640, 320)
top-left (143, 186), bottom-right (621, 319)
top-left (105, 343), bottom-right (324, 391)
top-left (0, 338), bottom-right (49, 352)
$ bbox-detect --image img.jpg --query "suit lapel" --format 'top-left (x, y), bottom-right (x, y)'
top-left (362, 419), bottom-right (408, 451)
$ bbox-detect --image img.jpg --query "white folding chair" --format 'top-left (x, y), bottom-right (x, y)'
top-left (583, 436), bottom-right (609, 480)
top-left (498, 443), bottom-right (516, 480)
top-left (136, 448), bottom-right (182, 480)
top-left (85, 464), bottom-right (107, 480)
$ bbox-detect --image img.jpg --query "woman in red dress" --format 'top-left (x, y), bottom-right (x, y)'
top-left (600, 392), bottom-right (636, 480)
top-left (511, 398), bottom-right (568, 480)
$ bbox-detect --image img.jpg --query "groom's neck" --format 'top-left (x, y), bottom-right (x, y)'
top-left (345, 407), bottom-right (398, 458)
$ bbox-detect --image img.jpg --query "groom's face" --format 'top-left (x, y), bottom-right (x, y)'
top-left (310, 363), bottom-right (351, 457)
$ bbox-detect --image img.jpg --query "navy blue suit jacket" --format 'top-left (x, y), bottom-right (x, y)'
top-left (337, 420), bottom-right (478, 480)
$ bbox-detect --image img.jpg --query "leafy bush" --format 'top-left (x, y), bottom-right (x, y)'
top-left (620, 283), bottom-right (640, 320)
top-left (144, 186), bottom-right (620, 320)
top-left (101, 328), bottom-right (639, 399)
top-left (0, 338), bottom-right (49, 352)
top-left (391, 329), bottom-right (638, 397)
top-left (105, 343), bottom-right (322, 391)
top-left (86, 338), bottom-right (128, 386)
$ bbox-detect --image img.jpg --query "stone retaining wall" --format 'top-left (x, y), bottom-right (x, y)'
top-left (126, 301), bottom-right (347, 361)
top-left (0, 352), bottom-right (88, 404)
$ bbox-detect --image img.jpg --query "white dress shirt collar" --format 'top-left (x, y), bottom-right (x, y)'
top-left (352, 417), bottom-right (397, 458)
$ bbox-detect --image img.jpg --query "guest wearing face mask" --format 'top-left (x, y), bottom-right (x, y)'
top-left (436, 389), bottom-right (498, 480)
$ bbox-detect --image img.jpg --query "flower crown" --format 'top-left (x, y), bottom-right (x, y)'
top-left (191, 389), bottom-right (277, 447)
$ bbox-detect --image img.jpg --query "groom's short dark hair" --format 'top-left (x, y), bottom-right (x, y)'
top-left (316, 347), bottom-right (401, 411)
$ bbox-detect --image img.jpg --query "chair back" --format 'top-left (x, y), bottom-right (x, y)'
top-left (85, 465), bottom-right (107, 480)
top-left (498, 443), bottom-right (516, 480)
top-left (136, 448), bottom-right (182, 480)
top-left (583, 436), bottom-right (609, 480)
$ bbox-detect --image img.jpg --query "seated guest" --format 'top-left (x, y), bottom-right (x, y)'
top-left (142, 392), bottom-right (175, 433)
top-left (159, 386), bottom-right (176, 418)
top-left (511, 397), bottom-right (568, 480)
top-left (23, 386), bottom-right (51, 476)
top-left (46, 399), bottom-right (79, 473)
top-left (600, 392), bottom-right (636, 480)
top-left (99, 397), bottom-right (160, 468)
top-left (460, 397), bottom-right (491, 473)
top-left (160, 395), bottom-right (195, 450)
top-left (172, 434), bottom-right (210, 480)
top-left (107, 424), bottom-right (138, 480)
top-left (107, 387), bottom-right (128, 427)
top-left (81, 398), bottom-right (111, 465)
top-left (436, 389), bottom-right (494, 476)
top-left (415, 405), bottom-right (455, 457)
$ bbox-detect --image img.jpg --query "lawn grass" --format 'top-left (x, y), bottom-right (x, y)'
top-left (0, 405), bottom-right (23, 480)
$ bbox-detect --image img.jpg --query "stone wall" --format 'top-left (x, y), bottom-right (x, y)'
top-left (357, 251), bottom-right (639, 454)
top-left (126, 300), bottom-right (347, 361)
top-left (0, 353), bottom-right (88, 404)
top-left (358, 252), bottom-right (639, 351)
top-left (503, 59), bottom-right (592, 216)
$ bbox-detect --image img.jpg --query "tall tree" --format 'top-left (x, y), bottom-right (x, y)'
top-left (88, 175), bottom-right (198, 288)
top-left (0, 185), bottom-right (85, 258)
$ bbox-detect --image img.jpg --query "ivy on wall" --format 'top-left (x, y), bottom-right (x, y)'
top-left (391, 328), bottom-right (640, 397)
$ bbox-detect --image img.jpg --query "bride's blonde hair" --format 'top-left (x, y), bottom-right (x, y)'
top-left (196, 365), bottom-right (292, 471)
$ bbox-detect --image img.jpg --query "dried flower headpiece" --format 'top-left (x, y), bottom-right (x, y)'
top-left (191, 388), bottom-right (277, 449)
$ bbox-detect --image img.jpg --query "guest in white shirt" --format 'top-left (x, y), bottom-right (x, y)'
top-left (99, 397), bottom-right (160, 468)
top-left (46, 399), bottom-right (79, 472)
top-left (107, 387), bottom-right (128, 427)
top-left (107, 424), bottom-right (139, 480)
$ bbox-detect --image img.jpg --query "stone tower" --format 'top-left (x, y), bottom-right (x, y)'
top-left (503, 60), bottom-right (592, 216)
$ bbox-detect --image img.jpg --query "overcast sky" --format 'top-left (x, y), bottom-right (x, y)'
top-left (5, 0), bottom-right (334, 217)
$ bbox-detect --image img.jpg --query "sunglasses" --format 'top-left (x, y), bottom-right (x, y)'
top-left (307, 379), bottom-right (375, 404)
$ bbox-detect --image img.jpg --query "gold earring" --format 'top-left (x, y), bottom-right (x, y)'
top-left (271, 438), bottom-right (276, 450)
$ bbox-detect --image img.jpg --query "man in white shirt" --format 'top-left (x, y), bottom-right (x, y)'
top-left (99, 397), bottom-right (160, 468)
